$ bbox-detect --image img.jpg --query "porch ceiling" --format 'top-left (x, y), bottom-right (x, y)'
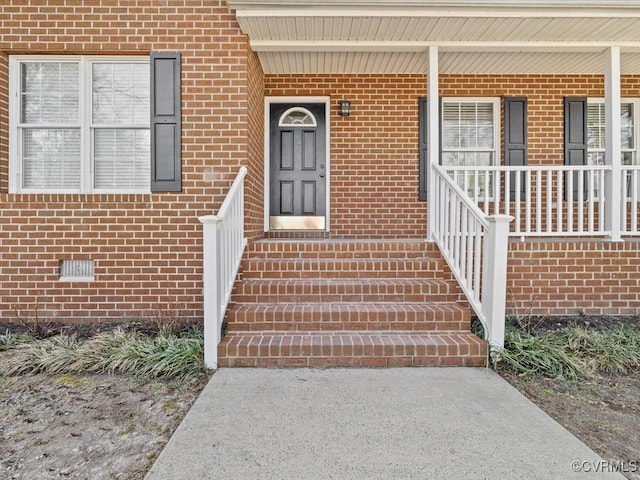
top-left (227, 0), bottom-right (640, 74)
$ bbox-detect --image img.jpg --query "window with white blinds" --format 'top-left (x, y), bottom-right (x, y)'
top-left (441, 99), bottom-right (499, 168)
top-left (587, 100), bottom-right (637, 166)
top-left (10, 56), bottom-right (150, 193)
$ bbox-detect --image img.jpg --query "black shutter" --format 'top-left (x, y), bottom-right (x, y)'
top-left (564, 97), bottom-right (588, 199)
top-left (150, 52), bottom-right (182, 192)
top-left (418, 96), bottom-right (428, 201)
top-left (504, 97), bottom-right (527, 198)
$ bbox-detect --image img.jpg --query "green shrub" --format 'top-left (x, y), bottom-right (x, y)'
top-left (496, 328), bottom-right (583, 379)
top-left (0, 328), bottom-right (205, 379)
top-left (495, 322), bottom-right (640, 379)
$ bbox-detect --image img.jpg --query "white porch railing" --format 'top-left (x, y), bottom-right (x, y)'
top-left (432, 164), bottom-right (512, 352)
top-left (199, 166), bottom-right (248, 369)
top-left (444, 164), bottom-right (640, 238)
top-left (621, 166), bottom-right (640, 235)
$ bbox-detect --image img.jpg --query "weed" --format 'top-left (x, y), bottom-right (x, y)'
top-left (161, 400), bottom-right (178, 413)
top-left (0, 332), bottom-right (34, 352)
top-left (119, 424), bottom-right (136, 436)
top-left (13, 297), bottom-right (56, 338)
top-left (57, 374), bottom-right (89, 387)
top-left (506, 290), bottom-right (548, 335)
top-left (144, 302), bottom-right (195, 335)
top-left (562, 324), bottom-right (640, 375)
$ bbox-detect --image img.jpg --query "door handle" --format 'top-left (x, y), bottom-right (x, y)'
top-left (319, 173), bottom-right (325, 178)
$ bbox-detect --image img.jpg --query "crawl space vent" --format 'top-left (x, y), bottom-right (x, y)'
top-left (59, 259), bottom-right (95, 281)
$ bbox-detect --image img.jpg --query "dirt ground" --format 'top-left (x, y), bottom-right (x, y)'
top-left (0, 372), bottom-right (208, 480)
top-left (502, 371), bottom-right (640, 480)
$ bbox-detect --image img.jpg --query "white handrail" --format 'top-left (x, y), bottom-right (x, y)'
top-left (199, 166), bottom-right (248, 369)
top-left (432, 164), bottom-right (512, 352)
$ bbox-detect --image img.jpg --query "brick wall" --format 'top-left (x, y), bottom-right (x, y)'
top-left (245, 50), bottom-right (265, 240)
top-left (441, 74), bottom-right (640, 166)
top-left (0, 0), bottom-right (258, 323)
top-left (507, 240), bottom-right (640, 316)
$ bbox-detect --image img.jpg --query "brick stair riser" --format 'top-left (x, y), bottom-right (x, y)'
top-left (226, 321), bottom-right (469, 332)
top-left (245, 241), bottom-right (440, 260)
top-left (232, 280), bottom-right (463, 304)
top-left (218, 332), bottom-right (487, 368)
top-left (225, 304), bottom-right (470, 332)
top-left (240, 259), bottom-right (444, 279)
top-left (219, 356), bottom-right (486, 368)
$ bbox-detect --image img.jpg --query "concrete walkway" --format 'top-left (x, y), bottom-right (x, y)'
top-left (145, 368), bottom-right (625, 480)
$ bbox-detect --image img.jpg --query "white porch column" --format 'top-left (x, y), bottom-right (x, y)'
top-left (427, 45), bottom-right (440, 240)
top-left (605, 46), bottom-right (622, 241)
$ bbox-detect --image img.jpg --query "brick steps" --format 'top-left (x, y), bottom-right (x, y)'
top-left (241, 258), bottom-right (443, 279)
top-left (245, 239), bottom-right (442, 259)
top-left (219, 239), bottom-right (486, 367)
top-left (218, 331), bottom-right (487, 368)
top-left (232, 278), bottom-right (461, 303)
top-left (226, 302), bottom-right (470, 332)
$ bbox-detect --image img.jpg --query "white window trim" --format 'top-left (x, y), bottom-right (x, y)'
top-left (440, 97), bottom-right (501, 165)
top-left (587, 97), bottom-right (638, 165)
top-left (9, 55), bottom-right (150, 194)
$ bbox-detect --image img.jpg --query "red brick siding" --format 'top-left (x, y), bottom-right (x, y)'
top-left (441, 74), bottom-right (640, 166)
top-left (507, 240), bottom-right (640, 316)
top-left (0, 0), bottom-right (254, 323)
top-left (245, 50), bottom-right (265, 240)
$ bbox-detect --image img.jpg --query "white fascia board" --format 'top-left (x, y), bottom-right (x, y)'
top-left (249, 40), bottom-right (640, 52)
top-left (230, 1), bottom-right (640, 18)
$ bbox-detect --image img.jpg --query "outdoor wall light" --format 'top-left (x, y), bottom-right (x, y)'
top-left (339, 99), bottom-right (351, 116)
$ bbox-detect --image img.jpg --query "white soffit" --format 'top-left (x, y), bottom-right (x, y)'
top-left (238, 17), bottom-right (640, 44)
top-left (228, 0), bottom-right (640, 74)
top-left (257, 51), bottom-right (640, 74)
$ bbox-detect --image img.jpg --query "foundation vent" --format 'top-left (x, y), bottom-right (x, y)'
top-left (59, 259), bottom-right (95, 281)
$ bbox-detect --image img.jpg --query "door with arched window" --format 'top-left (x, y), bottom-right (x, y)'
top-left (269, 103), bottom-right (326, 230)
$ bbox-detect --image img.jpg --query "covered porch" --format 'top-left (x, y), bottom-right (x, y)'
top-left (229, 0), bottom-right (640, 236)
top-left (200, 0), bottom-right (640, 367)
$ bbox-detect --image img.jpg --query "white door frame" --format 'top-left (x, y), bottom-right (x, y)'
top-left (264, 96), bottom-right (331, 232)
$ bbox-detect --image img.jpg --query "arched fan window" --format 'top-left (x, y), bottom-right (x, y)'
top-left (278, 107), bottom-right (317, 127)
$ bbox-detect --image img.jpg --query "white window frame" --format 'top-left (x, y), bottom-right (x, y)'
top-left (440, 97), bottom-right (500, 199)
top-left (9, 55), bottom-right (150, 194)
top-left (440, 97), bottom-right (501, 167)
top-left (587, 98), bottom-right (638, 166)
